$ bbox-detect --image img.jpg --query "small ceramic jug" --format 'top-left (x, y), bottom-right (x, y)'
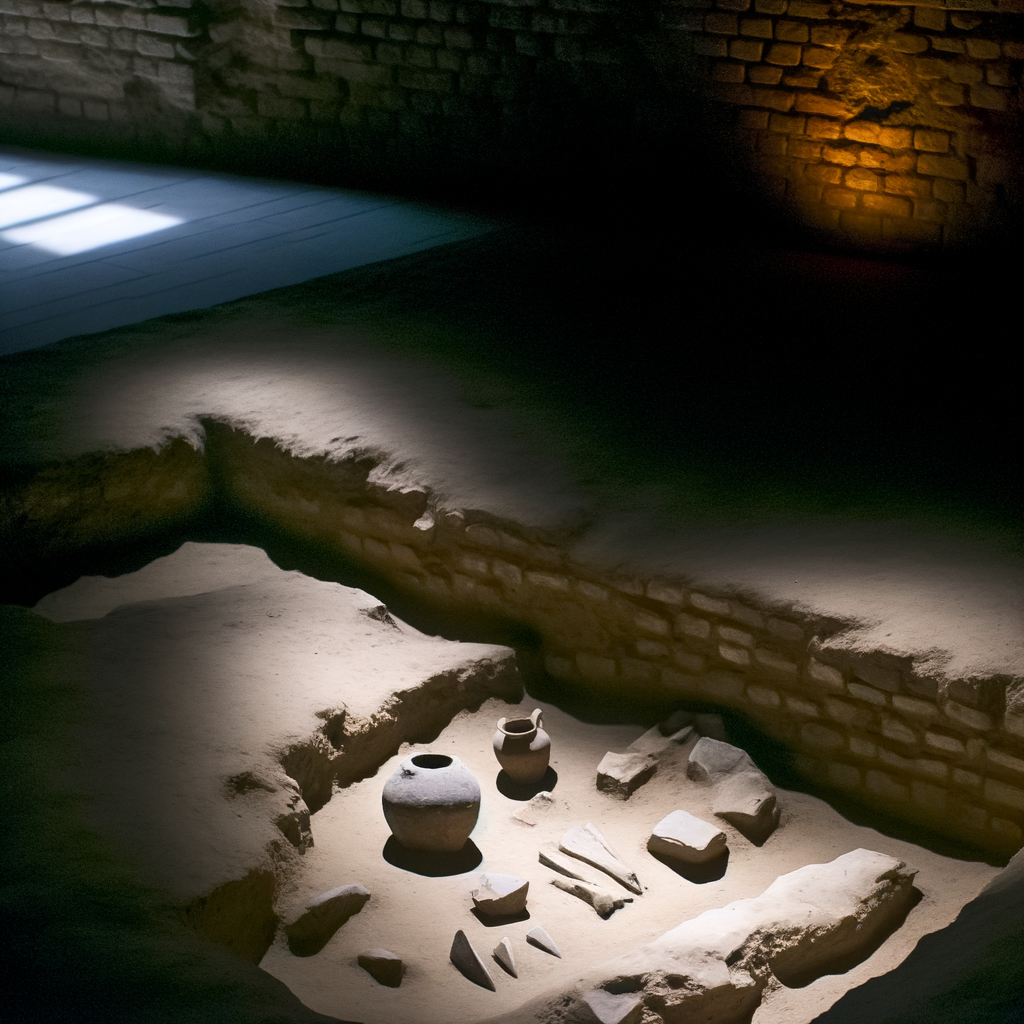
top-left (493, 709), bottom-right (550, 784)
top-left (381, 753), bottom-right (481, 852)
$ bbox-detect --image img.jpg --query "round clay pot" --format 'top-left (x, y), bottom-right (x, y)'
top-left (493, 709), bottom-right (551, 784)
top-left (381, 753), bottom-right (481, 852)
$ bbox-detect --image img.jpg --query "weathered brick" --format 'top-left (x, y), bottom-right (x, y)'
top-left (147, 11), bottom-right (201, 36)
top-left (953, 768), bottom-right (981, 789)
top-left (690, 592), bottom-right (730, 616)
top-left (890, 32), bottom-right (928, 54)
top-left (774, 19), bottom-right (807, 42)
top-left (695, 34), bottom-right (729, 56)
top-left (401, 0), bottom-right (428, 16)
top-left (729, 37), bottom-right (762, 60)
top-left (913, 6), bottom-right (946, 31)
top-left (884, 174), bottom-right (931, 198)
top-left (676, 613), bottom-right (711, 639)
top-left (754, 647), bottom-right (799, 673)
top-left (826, 697), bottom-right (873, 728)
top-left (930, 80), bottom-right (964, 105)
top-left (739, 16), bottom-right (772, 37)
top-left (985, 65), bottom-right (1012, 87)
top-left (788, 139), bottom-right (820, 160)
top-left (914, 199), bottom-right (947, 224)
top-left (848, 681), bottom-right (886, 706)
top-left (945, 700), bottom-right (993, 730)
top-left (918, 152), bottom-right (969, 179)
top-left (931, 177), bottom-right (964, 203)
top-left (861, 192), bottom-right (913, 218)
top-left (948, 61), bottom-right (983, 85)
top-left (913, 128), bottom-right (949, 153)
top-left (930, 35), bottom-right (965, 54)
top-left (969, 83), bottom-right (1006, 110)
top-left (802, 722), bottom-right (844, 750)
top-left (787, 0), bottom-right (829, 14)
top-left (866, 770), bottom-right (909, 802)
top-left (850, 736), bottom-right (877, 758)
top-left (808, 657), bottom-right (844, 688)
top-left (430, 0), bottom-right (453, 20)
top-left (805, 162), bottom-right (842, 184)
top-left (844, 166), bottom-right (879, 191)
top-left (804, 115), bottom-right (840, 139)
top-left (766, 41), bottom-right (800, 64)
top-left (827, 762), bottom-right (860, 788)
top-left (719, 643), bottom-right (750, 666)
top-left (786, 695), bottom-right (820, 716)
top-left (768, 111), bottom-right (804, 134)
top-left (315, 57), bottom-right (393, 83)
top-left (985, 778), bottom-right (1024, 811)
top-left (747, 64), bottom-right (782, 83)
top-left (1004, 41), bottom-right (1024, 59)
top-left (965, 38), bottom-right (1000, 60)
top-left (647, 581), bottom-right (686, 605)
top-left (758, 132), bottom-right (788, 156)
top-left (881, 715), bottom-right (918, 745)
top-left (748, 684), bottom-right (781, 707)
top-left (843, 122), bottom-right (909, 148)
top-left (809, 24), bottom-right (848, 46)
top-left (705, 12), bottom-right (738, 33)
top-left (713, 60), bottom-right (746, 82)
top-left (859, 149), bottom-right (916, 173)
top-left (738, 106), bottom-right (770, 128)
top-left (988, 748), bottom-right (1024, 777)
top-left (717, 0), bottom-right (751, 9)
top-left (754, 0), bottom-right (786, 11)
top-left (307, 35), bottom-right (373, 59)
top-left (136, 34), bottom-right (176, 59)
top-left (794, 93), bottom-right (849, 116)
top-left (749, 85), bottom-right (795, 110)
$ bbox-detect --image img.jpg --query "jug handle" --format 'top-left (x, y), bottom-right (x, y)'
top-left (530, 708), bottom-right (543, 729)
top-left (497, 717), bottom-right (508, 732)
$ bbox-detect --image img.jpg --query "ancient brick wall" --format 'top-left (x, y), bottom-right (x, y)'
top-left (1, 0), bottom-right (1021, 250)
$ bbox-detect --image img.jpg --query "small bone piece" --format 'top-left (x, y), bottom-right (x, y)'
top-left (539, 842), bottom-right (600, 884)
top-left (551, 876), bottom-right (632, 918)
top-left (559, 823), bottom-right (642, 894)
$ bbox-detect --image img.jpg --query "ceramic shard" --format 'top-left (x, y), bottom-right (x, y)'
top-left (559, 823), bottom-right (642, 894)
top-left (526, 925), bottom-right (561, 958)
top-left (493, 936), bottom-right (518, 977)
top-left (450, 929), bottom-right (495, 990)
top-left (357, 948), bottom-right (403, 987)
top-left (471, 873), bottom-right (529, 917)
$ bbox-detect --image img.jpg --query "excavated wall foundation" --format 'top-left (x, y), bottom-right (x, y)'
top-left (5, 418), bottom-right (1023, 860)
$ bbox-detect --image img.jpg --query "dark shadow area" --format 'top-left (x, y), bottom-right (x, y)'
top-left (471, 907), bottom-right (531, 928)
top-left (648, 848), bottom-right (730, 884)
top-left (773, 886), bottom-right (924, 990)
top-left (495, 768), bottom-right (558, 801)
top-left (381, 836), bottom-right (482, 877)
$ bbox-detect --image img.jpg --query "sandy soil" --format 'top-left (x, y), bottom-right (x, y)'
top-left (260, 694), bottom-right (1000, 1024)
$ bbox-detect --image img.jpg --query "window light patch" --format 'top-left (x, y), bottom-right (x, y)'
top-left (0, 184), bottom-right (97, 229)
top-left (0, 173), bottom-right (27, 191)
top-left (2, 203), bottom-right (184, 255)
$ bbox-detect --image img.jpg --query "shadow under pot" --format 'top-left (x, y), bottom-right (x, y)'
top-left (493, 708), bottom-right (551, 784)
top-left (382, 753), bottom-right (481, 852)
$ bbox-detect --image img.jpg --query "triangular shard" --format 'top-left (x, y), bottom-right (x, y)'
top-left (450, 929), bottom-right (495, 990)
top-left (493, 936), bottom-right (517, 977)
top-left (526, 925), bottom-right (561, 958)
top-left (559, 823), bottom-right (642, 895)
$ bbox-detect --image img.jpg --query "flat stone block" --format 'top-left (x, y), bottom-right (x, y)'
top-left (597, 751), bottom-right (657, 799)
top-left (648, 809), bottom-right (728, 863)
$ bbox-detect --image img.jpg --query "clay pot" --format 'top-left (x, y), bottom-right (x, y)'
top-left (493, 709), bottom-right (551, 784)
top-left (381, 753), bottom-right (481, 852)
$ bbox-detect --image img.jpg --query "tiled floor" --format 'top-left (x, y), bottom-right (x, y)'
top-left (0, 147), bottom-right (498, 356)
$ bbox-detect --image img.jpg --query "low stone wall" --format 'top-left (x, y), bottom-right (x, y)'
top-left (10, 421), bottom-right (1017, 856)
top-left (1, 0), bottom-right (1020, 250)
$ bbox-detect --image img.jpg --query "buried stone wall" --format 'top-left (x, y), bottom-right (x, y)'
top-left (5, 420), bottom-right (1023, 859)
top-left (0, 0), bottom-right (1021, 251)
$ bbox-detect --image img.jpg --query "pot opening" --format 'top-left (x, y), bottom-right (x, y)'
top-left (411, 754), bottom-right (454, 769)
top-left (503, 720), bottom-right (534, 734)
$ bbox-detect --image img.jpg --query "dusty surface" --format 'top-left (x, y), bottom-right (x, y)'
top-left (260, 693), bottom-right (1000, 1024)
top-left (30, 542), bottom-right (518, 904)
top-left (6, 319), bottom-right (1022, 683)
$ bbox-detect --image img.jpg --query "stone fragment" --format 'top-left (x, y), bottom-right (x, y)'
top-left (284, 884), bottom-right (370, 957)
top-left (581, 989), bottom-right (645, 1024)
top-left (627, 723), bottom-right (694, 756)
top-left (493, 936), bottom-right (517, 977)
top-left (358, 948), bottom-right (403, 987)
top-left (450, 929), bottom-right (495, 990)
top-left (539, 842), bottom-right (600, 884)
top-left (596, 751), bottom-right (657, 799)
top-left (513, 790), bottom-right (561, 825)
top-left (471, 873), bottom-right (529, 917)
top-left (648, 810), bottom-right (728, 864)
top-left (551, 877), bottom-right (633, 918)
top-left (687, 737), bottom-right (780, 843)
top-left (559, 823), bottom-right (642, 894)
top-left (713, 772), bottom-right (780, 841)
top-left (526, 926), bottom-right (561, 957)
top-left (687, 736), bottom-right (758, 784)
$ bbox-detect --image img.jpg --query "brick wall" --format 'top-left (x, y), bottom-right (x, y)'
top-left (2, 0), bottom-right (1021, 250)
